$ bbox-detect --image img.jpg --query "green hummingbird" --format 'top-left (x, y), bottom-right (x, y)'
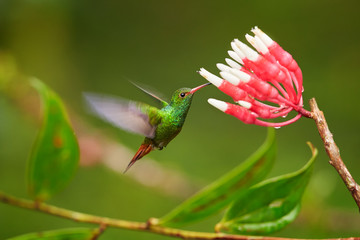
top-left (84, 82), bottom-right (210, 172)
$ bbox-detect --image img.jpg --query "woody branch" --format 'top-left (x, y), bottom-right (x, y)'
top-left (309, 98), bottom-right (360, 210)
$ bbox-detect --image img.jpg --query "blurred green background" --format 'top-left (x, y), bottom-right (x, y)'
top-left (1, 0), bottom-right (360, 239)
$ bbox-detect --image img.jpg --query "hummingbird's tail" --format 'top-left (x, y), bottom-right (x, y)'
top-left (124, 144), bottom-right (153, 173)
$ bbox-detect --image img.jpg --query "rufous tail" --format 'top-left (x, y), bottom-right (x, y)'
top-left (124, 144), bottom-right (153, 173)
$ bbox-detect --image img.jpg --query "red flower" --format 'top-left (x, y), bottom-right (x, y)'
top-left (200, 27), bottom-right (310, 128)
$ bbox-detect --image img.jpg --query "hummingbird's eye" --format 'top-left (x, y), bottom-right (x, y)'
top-left (179, 92), bottom-right (186, 98)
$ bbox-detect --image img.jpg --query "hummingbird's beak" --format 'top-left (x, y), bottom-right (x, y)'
top-left (189, 82), bottom-right (212, 94)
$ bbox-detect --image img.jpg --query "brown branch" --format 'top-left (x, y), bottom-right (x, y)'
top-left (309, 98), bottom-right (360, 211)
top-left (0, 191), bottom-right (359, 240)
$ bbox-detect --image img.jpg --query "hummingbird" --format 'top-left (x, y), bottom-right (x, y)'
top-left (84, 82), bottom-right (210, 172)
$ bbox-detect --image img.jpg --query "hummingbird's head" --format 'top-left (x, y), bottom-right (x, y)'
top-left (170, 83), bottom-right (211, 107)
top-left (170, 87), bottom-right (193, 107)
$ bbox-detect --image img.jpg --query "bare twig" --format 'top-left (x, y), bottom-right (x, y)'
top-left (0, 191), bottom-right (359, 240)
top-left (309, 98), bottom-right (360, 211)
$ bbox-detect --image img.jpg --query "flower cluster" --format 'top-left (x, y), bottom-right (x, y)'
top-left (199, 27), bottom-right (309, 128)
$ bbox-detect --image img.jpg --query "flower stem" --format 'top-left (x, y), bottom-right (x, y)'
top-left (0, 191), bottom-right (359, 240)
top-left (297, 107), bottom-right (312, 118)
top-left (309, 98), bottom-right (360, 211)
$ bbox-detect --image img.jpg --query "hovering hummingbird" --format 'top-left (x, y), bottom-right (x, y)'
top-left (84, 82), bottom-right (211, 172)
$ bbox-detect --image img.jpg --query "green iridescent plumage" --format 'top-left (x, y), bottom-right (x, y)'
top-left (148, 88), bottom-right (193, 148)
top-left (84, 83), bottom-right (210, 172)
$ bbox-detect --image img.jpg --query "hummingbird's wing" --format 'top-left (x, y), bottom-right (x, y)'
top-left (84, 93), bottom-right (162, 138)
top-left (130, 81), bottom-right (169, 108)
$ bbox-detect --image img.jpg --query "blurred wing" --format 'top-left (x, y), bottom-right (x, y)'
top-left (130, 81), bottom-right (168, 107)
top-left (84, 93), bottom-right (160, 138)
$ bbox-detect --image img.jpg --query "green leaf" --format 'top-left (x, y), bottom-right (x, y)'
top-left (7, 228), bottom-right (98, 240)
top-left (158, 128), bottom-right (277, 227)
top-left (27, 78), bottom-right (79, 201)
top-left (217, 142), bottom-right (318, 235)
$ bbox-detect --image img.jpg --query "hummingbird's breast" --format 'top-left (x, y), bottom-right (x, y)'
top-left (162, 104), bottom-right (190, 129)
top-left (150, 105), bottom-right (189, 149)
